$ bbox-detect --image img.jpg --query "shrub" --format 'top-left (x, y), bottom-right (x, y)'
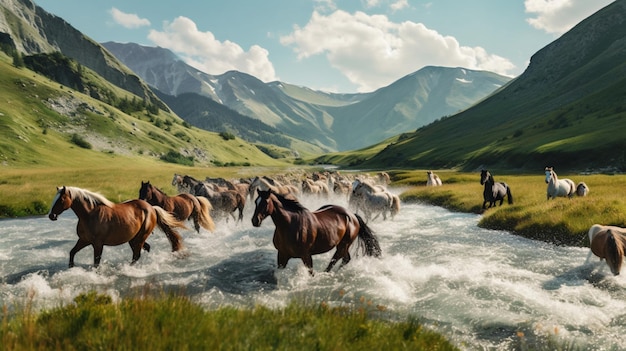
top-left (70, 133), bottom-right (92, 149)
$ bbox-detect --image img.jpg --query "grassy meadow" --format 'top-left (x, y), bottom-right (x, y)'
top-left (1, 292), bottom-right (458, 351)
top-left (392, 169), bottom-right (626, 246)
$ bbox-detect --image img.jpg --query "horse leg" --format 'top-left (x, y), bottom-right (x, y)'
top-left (92, 243), bottom-right (104, 267)
top-left (143, 242), bottom-right (151, 252)
top-left (301, 254), bottom-right (315, 276)
top-left (277, 252), bottom-right (290, 269)
top-left (68, 239), bottom-right (91, 268)
top-left (325, 246), bottom-right (349, 272)
top-left (191, 210), bottom-right (201, 233)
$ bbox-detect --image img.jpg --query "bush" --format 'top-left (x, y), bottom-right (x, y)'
top-left (70, 133), bottom-right (92, 149)
top-left (160, 150), bottom-right (194, 166)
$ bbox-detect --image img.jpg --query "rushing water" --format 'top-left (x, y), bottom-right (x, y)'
top-left (1, 191), bottom-right (625, 350)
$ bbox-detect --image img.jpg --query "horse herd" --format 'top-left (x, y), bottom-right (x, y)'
top-left (47, 171), bottom-right (395, 274)
top-left (46, 168), bottom-right (622, 276)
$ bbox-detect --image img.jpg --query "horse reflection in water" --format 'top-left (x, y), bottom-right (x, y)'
top-left (48, 186), bottom-right (186, 267)
top-left (251, 189), bottom-right (381, 275)
top-left (586, 224), bottom-right (626, 275)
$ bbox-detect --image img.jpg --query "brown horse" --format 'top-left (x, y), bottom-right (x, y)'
top-left (251, 189), bottom-right (382, 275)
top-left (587, 224), bottom-right (626, 275)
top-left (48, 186), bottom-right (186, 267)
top-left (139, 181), bottom-right (215, 233)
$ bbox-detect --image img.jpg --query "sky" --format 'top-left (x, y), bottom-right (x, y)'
top-left (35, 0), bottom-right (614, 93)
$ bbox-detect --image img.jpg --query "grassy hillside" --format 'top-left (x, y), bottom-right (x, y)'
top-left (0, 52), bottom-right (290, 170)
top-left (316, 1), bottom-right (626, 171)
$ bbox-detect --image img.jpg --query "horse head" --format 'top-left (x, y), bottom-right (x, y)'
top-left (48, 186), bottom-right (72, 221)
top-left (480, 170), bottom-right (490, 185)
top-left (544, 167), bottom-right (554, 184)
top-left (138, 181), bottom-right (151, 200)
top-left (252, 189), bottom-right (275, 227)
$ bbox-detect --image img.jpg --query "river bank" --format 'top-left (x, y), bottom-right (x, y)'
top-left (393, 170), bottom-right (626, 247)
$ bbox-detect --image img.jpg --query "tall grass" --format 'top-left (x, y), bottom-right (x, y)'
top-left (395, 170), bottom-right (626, 246)
top-left (1, 292), bottom-right (458, 351)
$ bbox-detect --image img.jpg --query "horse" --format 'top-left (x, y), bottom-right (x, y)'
top-left (351, 180), bottom-right (400, 221)
top-left (301, 178), bottom-right (330, 197)
top-left (426, 171), bottom-right (442, 186)
top-left (193, 183), bottom-right (245, 223)
top-left (48, 186), bottom-right (185, 267)
top-left (586, 224), bottom-right (626, 275)
top-left (251, 189), bottom-right (381, 275)
top-left (576, 182), bottom-right (589, 197)
top-left (171, 173), bottom-right (188, 193)
top-left (248, 176), bottom-right (299, 200)
top-left (139, 181), bottom-right (215, 233)
top-left (544, 167), bottom-right (575, 200)
top-left (480, 170), bottom-right (513, 209)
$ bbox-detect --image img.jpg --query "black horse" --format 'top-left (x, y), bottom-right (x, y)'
top-left (480, 170), bottom-right (513, 209)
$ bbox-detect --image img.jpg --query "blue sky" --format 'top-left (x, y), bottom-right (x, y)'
top-left (35, 0), bottom-right (613, 93)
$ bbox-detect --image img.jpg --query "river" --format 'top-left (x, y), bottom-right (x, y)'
top-left (1, 191), bottom-right (624, 350)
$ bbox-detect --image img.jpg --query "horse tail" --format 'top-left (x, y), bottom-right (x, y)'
top-left (153, 206), bottom-right (185, 252)
top-left (236, 193), bottom-right (246, 222)
top-left (606, 230), bottom-right (624, 273)
top-left (506, 186), bottom-right (513, 204)
top-left (355, 214), bottom-right (382, 258)
top-left (195, 196), bottom-right (216, 232)
top-left (390, 195), bottom-right (401, 218)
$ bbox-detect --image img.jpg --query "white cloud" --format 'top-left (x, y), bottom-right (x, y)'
top-left (147, 16), bottom-right (278, 82)
top-left (280, 10), bottom-right (515, 92)
top-left (524, 0), bottom-right (614, 35)
top-left (109, 8), bottom-right (150, 29)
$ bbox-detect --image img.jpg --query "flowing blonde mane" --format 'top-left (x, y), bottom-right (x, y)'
top-left (66, 186), bottom-right (114, 208)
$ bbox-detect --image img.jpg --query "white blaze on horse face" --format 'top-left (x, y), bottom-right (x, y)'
top-left (255, 196), bottom-right (263, 207)
top-left (47, 188), bottom-right (63, 215)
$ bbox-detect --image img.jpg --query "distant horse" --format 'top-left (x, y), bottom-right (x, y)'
top-left (576, 182), bottom-right (589, 197)
top-left (193, 183), bottom-right (245, 223)
top-left (251, 189), bottom-right (381, 275)
top-left (248, 176), bottom-right (299, 200)
top-left (139, 181), bottom-right (215, 233)
top-left (301, 178), bottom-right (330, 197)
top-left (426, 171), bottom-right (442, 186)
top-left (480, 170), bottom-right (513, 209)
top-left (171, 173), bottom-right (187, 193)
top-left (545, 167), bottom-right (576, 200)
top-left (586, 224), bottom-right (626, 275)
top-left (351, 180), bottom-right (400, 221)
top-left (48, 186), bottom-right (185, 267)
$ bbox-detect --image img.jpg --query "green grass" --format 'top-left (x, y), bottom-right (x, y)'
top-left (1, 292), bottom-right (458, 351)
top-left (393, 169), bottom-right (626, 246)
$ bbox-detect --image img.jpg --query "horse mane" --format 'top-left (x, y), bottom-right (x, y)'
top-left (271, 190), bottom-right (306, 212)
top-left (66, 186), bottom-right (114, 208)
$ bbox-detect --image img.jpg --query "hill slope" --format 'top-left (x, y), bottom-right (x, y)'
top-left (326, 0), bottom-right (626, 171)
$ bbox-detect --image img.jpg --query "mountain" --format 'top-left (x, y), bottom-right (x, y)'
top-left (0, 0), bottom-right (162, 108)
top-left (0, 0), bottom-right (290, 168)
top-left (102, 42), bottom-right (511, 151)
top-left (330, 0), bottom-right (626, 171)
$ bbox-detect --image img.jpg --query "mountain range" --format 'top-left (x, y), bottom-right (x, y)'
top-left (0, 0), bottom-right (624, 172)
top-left (102, 42), bottom-right (512, 151)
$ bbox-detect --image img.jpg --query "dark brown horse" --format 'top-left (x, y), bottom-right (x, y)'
top-left (48, 186), bottom-right (186, 267)
top-left (139, 181), bottom-right (215, 233)
top-left (480, 170), bottom-right (513, 209)
top-left (587, 224), bottom-right (626, 275)
top-left (251, 189), bottom-right (382, 275)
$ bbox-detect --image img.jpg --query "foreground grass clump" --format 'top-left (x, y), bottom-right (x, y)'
top-left (0, 292), bottom-right (458, 351)
top-left (394, 170), bottom-right (626, 246)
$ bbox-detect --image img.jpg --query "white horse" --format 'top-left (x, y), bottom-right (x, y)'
top-left (544, 167), bottom-right (575, 200)
top-left (350, 180), bottom-right (400, 222)
top-left (426, 171), bottom-right (442, 186)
